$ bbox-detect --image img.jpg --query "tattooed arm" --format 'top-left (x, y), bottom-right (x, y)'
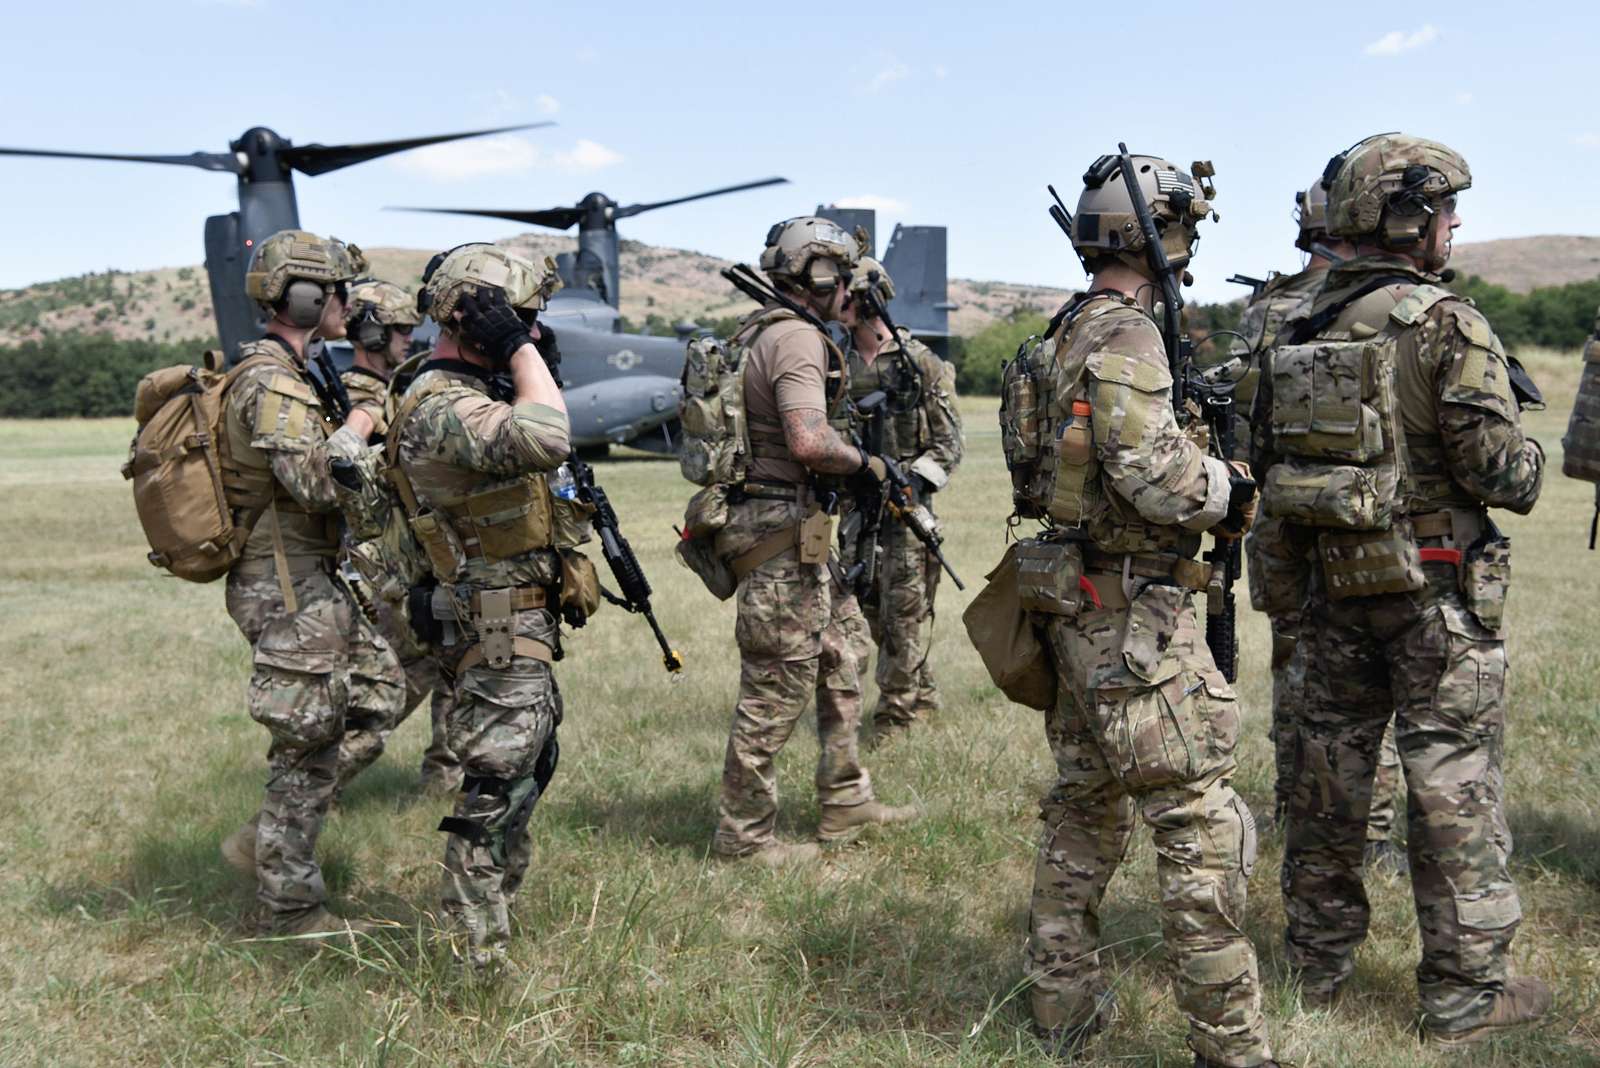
top-left (782, 407), bottom-right (865, 475)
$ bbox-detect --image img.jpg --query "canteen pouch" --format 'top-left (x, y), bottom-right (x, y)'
top-left (683, 483), bottom-right (733, 539)
top-left (675, 532), bottom-right (737, 601)
top-left (550, 493), bottom-right (595, 550)
top-left (1014, 538), bottom-right (1084, 617)
top-left (1317, 522), bottom-right (1425, 601)
top-left (1461, 533), bottom-right (1511, 633)
top-left (558, 548), bottom-right (602, 624)
top-left (464, 479), bottom-right (555, 561)
top-left (962, 542), bottom-right (1057, 711)
top-left (410, 510), bottom-right (468, 582)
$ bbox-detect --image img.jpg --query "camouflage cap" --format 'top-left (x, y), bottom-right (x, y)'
top-left (1325, 133), bottom-right (1471, 241)
top-left (346, 279), bottom-right (422, 328)
top-left (1071, 154), bottom-right (1216, 272)
top-left (421, 244), bottom-right (563, 328)
top-left (245, 229), bottom-right (364, 305)
top-left (759, 216), bottom-right (860, 291)
top-left (849, 256), bottom-right (895, 303)
top-left (1294, 179), bottom-right (1329, 250)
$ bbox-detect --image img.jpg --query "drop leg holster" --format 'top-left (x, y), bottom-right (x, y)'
top-left (437, 732), bottom-right (561, 866)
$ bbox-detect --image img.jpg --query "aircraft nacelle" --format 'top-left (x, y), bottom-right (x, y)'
top-left (563, 374), bottom-right (682, 450)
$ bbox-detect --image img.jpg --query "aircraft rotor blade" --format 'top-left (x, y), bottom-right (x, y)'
top-left (0, 146), bottom-right (242, 173)
top-left (612, 176), bottom-right (789, 219)
top-left (282, 122), bottom-right (555, 176)
top-left (387, 205), bottom-right (586, 231)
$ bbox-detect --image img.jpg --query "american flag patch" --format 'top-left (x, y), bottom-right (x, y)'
top-left (1155, 170), bottom-right (1192, 194)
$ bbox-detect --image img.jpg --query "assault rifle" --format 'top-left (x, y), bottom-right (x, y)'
top-left (569, 458), bottom-right (684, 674)
top-left (721, 263), bottom-right (832, 333)
top-left (1226, 273), bottom-right (1268, 300)
top-left (306, 340), bottom-right (353, 424)
top-left (857, 268), bottom-right (924, 410)
top-left (850, 391), bottom-right (965, 593)
top-left (1113, 143), bottom-right (1246, 681)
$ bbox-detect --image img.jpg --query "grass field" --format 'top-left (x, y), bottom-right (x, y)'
top-left (1, 350), bottom-right (1597, 1067)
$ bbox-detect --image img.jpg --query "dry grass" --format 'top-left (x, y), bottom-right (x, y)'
top-left (0, 348), bottom-right (1596, 1066)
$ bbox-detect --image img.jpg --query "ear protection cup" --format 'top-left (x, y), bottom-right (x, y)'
top-left (352, 307), bottom-right (388, 352)
top-left (279, 279), bottom-right (327, 328)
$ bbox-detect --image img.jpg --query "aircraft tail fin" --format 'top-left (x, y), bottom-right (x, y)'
top-left (882, 224), bottom-right (954, 358)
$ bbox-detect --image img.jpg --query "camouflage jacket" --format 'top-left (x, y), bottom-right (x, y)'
top-left (847, 329), bottom-right (963, 486)
top-left (341, 365), bottom-right (393, 438)
top-left (1050, 295), bottom-right (1231, 556)
top-left (222, 336), bottom-right (342, 563)
top-left (390, 361), bottom-right (573, 589)
top-left (1257, 255), bottom-right (1544, 516)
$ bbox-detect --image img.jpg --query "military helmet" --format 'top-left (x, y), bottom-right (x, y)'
top-left (759, 216), bottom-right (860, 292)
top-left (1324, 133), bottom-right (1470, 247)
top-left (1294, 179), bottom-right (1329, 251)
top-left (245, 229), bottom-right (364, 307)
top-left (346, 279), bottom-right (422, 329)
top-left (420, 243), bottom-right (563, 329)
top-left (849, 256), bottom-right (895, 304)
top-left (1071, 153), bottom-right (1216, 273)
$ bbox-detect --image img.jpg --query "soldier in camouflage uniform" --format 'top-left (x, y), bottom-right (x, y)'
top-left (388, 244), bottom-right (575, 970)
top-left (1257, 134), bottom-right (1549, 1042)
top-left (335, 278), bottom-right (460, 795)
top-left (839, 258), bottom-right (963, 744)
top-left (1234, 182), bottom-right (1406, 873)
top-left (1013, 155), bottom-right (1278, 1067)
top-left (216, 230), bottom-right (405, 936)
top-left (710, 219), bottom-right (918, 865)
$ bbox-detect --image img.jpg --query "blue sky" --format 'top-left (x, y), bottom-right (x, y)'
top-left (1, 0), bottom-right (1595, 304)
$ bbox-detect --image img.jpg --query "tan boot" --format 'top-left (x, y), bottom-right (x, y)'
top-left (817, 800), bottom-right (920, 843)
top-left (266, 905), bottom-right (375, 941)
top-left (220, 815), bottom-right (259, 877)
top-left (716, 840), bottom-right (821, 867)
top-left (1424, 977), bottom-right (1552, 1045)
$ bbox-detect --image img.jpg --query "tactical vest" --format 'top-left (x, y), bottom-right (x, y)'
top-left (678, 307), bottom-right (848, 488)
top-left (848, 330), bottom-right (925, 461)
top-left (1562, 309), bottom-right (1600, 483)
top-left (385, 374), bottom-right (558, 582)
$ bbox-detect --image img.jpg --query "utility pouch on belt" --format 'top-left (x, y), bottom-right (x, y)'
top-left (683, 483), bottom-right (733, 538)
top-left (675, 533), bottom-right (737, 600)
top-left (1014, 538), bottom-right (1085, 617)
top-left (1461, 533), bottom-right (1512, 632)
top-left (411, 510), bottom-right (469, 581)
top-left (962, 541), bottom-right (1057, 711)
top-left (798, 508), bottom-right (831, 565)
top-left (1261, 457), bottom-right (1398, 531)
top-left (464, 480), bottom-right (554, 561)
top-left (558, 548), bottom-right (601, 623)
top-left (407, 583), bottom-right (444, 645)
top-left (1317, 521), bottom-right (1425, 600)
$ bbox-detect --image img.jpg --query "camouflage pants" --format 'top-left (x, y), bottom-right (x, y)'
top-left (1283, 569), bottom-right (1521, 1030)
top-left (226, 564), bottom-right (401, 925)
top-left (437, 602), bottom-right (561, 968)
top-left (861, 518), bottom-right (942, 728)
top-left (714, 500), bottom-right (874, 856)
top-left (1246, 521), bottom-right (1402, 837)
top-left (335, 591), bottom-right (460, 794)
top-left (1029, 583), bottom-right (1272, 1067)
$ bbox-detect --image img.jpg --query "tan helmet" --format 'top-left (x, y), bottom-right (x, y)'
top-left (244, 229), bottom-right (364, 309)
top-left (1324, 132), bottom-right (1470, 251)
top-left (759, 216), bottom-right (860, 293)
top-left (345, 279), bottom-right (422, 352)
top-left (1294, 179), bottom-right (1329, 252)
top-left (1071, 153), bottom-right (1216, 273)
top-left (849, 256), bottom-right (895, 304)
top-left (420, 243), bottom-right (563, 331)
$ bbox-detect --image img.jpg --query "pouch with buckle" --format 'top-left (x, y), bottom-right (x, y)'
top-left (1317, 522), bottom-right (1425, 600)
top-left (1014, 538), bottom-right (1084, 617)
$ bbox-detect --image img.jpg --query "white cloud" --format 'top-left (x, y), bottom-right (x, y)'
top-left (1575, 133), bottom-right (1600, 149)
top-left (866, 59), bottom-right (910, 93)
top-left (1456, 91), bottom-right (1473, 105)
top-left (395, 136), bottom-right (541, 180)
top-left (1364, 24), bottom-right (1438, 56)
top-left (393, 137), bottom-right (622, 180)
top-left (833, 194), bottom-right (910, 214)
top-left (554, 139), bottom-right (623, 171)
top-left (536, 94), bottom-right (560, 115)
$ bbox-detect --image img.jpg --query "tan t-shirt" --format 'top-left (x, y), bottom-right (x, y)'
top-left (742, 314), bottom-right (828, 484)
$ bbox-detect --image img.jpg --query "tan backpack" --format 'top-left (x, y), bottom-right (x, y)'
top-left (122, 352), bottom-right (273, 582)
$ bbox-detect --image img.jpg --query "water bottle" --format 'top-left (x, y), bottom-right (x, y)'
top-left (548, 463), bottom-right (578, 501)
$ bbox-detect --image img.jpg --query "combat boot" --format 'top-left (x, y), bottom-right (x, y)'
top-left (817, 800), bottom-right (920, 843)
top-left (1194, 1057), bottom-right (1285, 1067)
top-left (715, 840), bottom-right (821, 867)
top-left (264, 905), bottom-right (375, 941)
top-left (1423, 977), bottom-right (1552, 1046)
top-left (1031, 988), bottom-right (1117, 1061)
top-left (1363, 839), bottom-right (1410, 877)
top-left (220, 814), bottom-right (259, 877)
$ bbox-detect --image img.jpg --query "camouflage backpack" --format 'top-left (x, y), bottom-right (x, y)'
top-left (121, 350), bottom-right (277, 582)
top-left (1561, 308), bottom-right (1600, 483)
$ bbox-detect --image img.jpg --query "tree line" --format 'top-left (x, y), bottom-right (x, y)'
top-left (1, 271), bottom-right (1596, 417)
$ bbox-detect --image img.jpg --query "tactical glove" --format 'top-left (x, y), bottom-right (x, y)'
top-left (851, 449), bottom-right (889, 495)
top-left (457, 286), bottom-right (534, 369)
top-left (1217, 460), bottom-right (1257, 539)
